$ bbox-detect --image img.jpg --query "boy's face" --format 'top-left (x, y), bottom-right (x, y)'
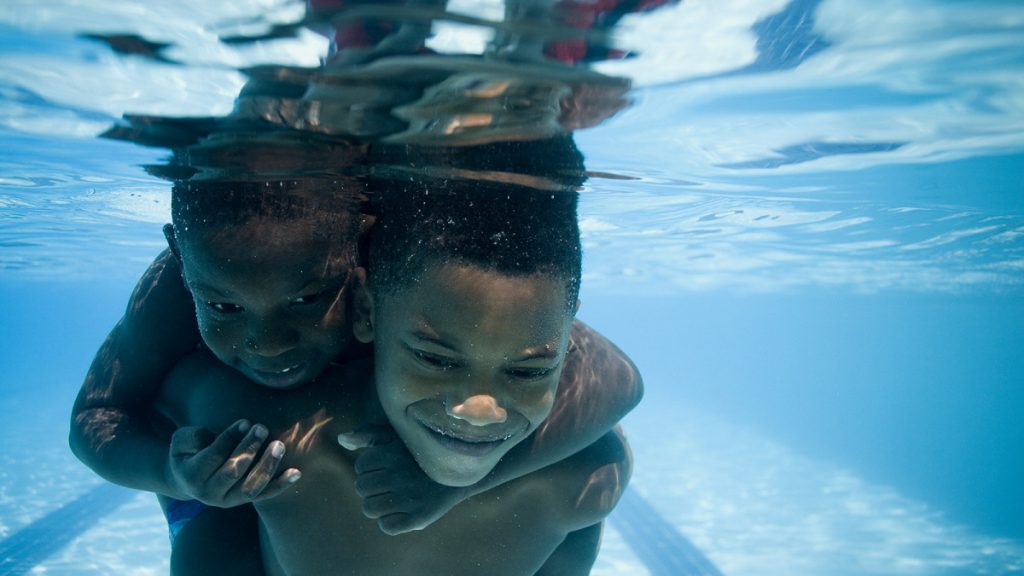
top-left (357, 263), bottom-right (575, 487)
top-left (174, 219), bottom-right (353, 389)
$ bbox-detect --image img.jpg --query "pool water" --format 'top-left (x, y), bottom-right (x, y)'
top-left (1, 1), bottom-right (1023, 575)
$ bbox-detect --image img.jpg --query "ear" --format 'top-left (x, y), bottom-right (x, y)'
top-left (351, 267), bottom-right (375, 344)
top-left (163, 223), bottom-right (183, 266)
top-left (573, 299), bottom-right (581, 315)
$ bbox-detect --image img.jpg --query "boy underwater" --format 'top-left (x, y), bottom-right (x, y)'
top-left (69, 134), bottom-right (642, 574)
top-left (157, 176), bottom-right (632, 575)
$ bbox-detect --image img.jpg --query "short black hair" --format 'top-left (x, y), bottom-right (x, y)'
top-left (366, 136), bottom-right (585, 312)
top-left (170, 178), bottom-right (364, 241)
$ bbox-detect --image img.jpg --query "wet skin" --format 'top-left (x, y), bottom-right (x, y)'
top-left (355, 263), bottom-right (576, 487)
top-left (159, 262), bottom-right (621, 575)
top-left (171, 219), bottom-right (354, 390)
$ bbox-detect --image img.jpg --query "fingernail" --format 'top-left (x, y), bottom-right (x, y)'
top-left (271, 441), bottom-right (285, 458)
top-left (337, 433), bottom-right (358, 450)
top-left (238, 420), bottom-right (251, 433)
top-left (287, 469), bottom-right (301, 483)
top-left (254, 425), bottom-right (268, 440)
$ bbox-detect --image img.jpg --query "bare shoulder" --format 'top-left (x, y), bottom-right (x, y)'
top-left (542, 321), bottom-right (643, 436)
top-left (568, 320), bottom-right (643, 395)
top-left (122, 249), bottom-right (197, 348)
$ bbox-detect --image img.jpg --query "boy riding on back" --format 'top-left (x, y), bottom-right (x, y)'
top-left (69, 135), bottom-right (643, 573)
top-left (157, 178), bottom-right (631, 575)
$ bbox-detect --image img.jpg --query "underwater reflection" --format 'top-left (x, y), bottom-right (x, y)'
top-left (70, 3), bottom-right (651, 573)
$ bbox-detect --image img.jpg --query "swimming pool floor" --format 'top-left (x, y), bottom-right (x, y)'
top-left (2, 403), bottom-right (1022, 575)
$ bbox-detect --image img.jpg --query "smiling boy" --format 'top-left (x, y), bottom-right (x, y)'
top-left (157, 182), bottom-right (631, 575)
top-left (70, 135), bottom-right (642, 574)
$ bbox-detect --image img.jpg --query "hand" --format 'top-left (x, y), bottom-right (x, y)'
top-left (339, 424), bottom-right (470, 535)
top-left (168, 419), bottom-right (301, 507)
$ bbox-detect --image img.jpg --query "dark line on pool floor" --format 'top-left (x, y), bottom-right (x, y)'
top-left (610, 488), bottom-right (725, 576)
top-left (0, 482), bottom-right (134, 575)
top-left (0, 482), bottom-right (711, 575)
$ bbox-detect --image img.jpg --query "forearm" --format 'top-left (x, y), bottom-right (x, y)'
top-left (468, 321), bottom-right (642, 495)
top-left (70, 405), bottom-right (183, 498)
top-left (533, 523), bottom-right (603, 576)
top-left (69, 318), bottom-right (188, 498)
top-left (68, 249), bottom-right (199, 499)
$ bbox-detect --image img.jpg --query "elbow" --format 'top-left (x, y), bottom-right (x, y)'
top-left (572, 428), bottom-right (633, 526)
top-left (68, 409), bottom-right (90, 465)
top-left (617, 356), bottom-right (644, 416)
top-left (627, 363), bottom-right (644, 412)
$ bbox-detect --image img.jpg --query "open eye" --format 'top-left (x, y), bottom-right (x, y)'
top-left (291, 286), bottom-right (339, 306)
top-left (207, 301), bottom-right (243, 314)
top-left (291, 292), bottom-right (323, 305)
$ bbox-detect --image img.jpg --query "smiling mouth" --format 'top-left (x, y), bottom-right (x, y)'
top-left (418, 421), bottom-right (516, 457)
top-left (251, 362), bottom-right (308, 386)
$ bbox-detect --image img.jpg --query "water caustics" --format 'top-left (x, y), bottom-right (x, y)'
top-left (0, 1), bottom-right (1023, 575)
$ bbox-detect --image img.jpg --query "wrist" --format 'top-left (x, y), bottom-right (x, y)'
top-left (161, 452), bottom-right (189, 501)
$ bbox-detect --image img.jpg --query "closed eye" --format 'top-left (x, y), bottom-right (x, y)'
top-left (413, 350), bottom-right (461, 371)
top-left (507, 367), bottom-right (555, 381)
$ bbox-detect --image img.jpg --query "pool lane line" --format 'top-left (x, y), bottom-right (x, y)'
top-left (610, 488), bottom-right (725, 576)
top-left (0, 482), bottom-right (134, 575)
top-left (0, 481), bottom-right (714, 575)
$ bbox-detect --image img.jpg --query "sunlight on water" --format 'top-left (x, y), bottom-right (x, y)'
top-left (0, 0), bottom-right (1021, 574)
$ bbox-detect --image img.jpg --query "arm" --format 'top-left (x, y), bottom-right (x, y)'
top-left (533, 523), bottom-right (603, 576)
top-left (69, 248), bottom-right (291, 504)
top-left (69, 249), bottom-right (200, 497)
top-left (345, 320), bottom-right (643, 533)
top-left (535, 425), bottom-right (633, 575)
top-left (542, 424), bottom-right (633, 527)
top-left (476, 320), bottom-right (641, 488)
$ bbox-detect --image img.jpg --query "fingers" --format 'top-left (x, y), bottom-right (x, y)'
top-left (238, 440), bottom-right (285, 497)
top-left (170, 420), bottom-right (250, 478)
top-left (205, 423), bottom-right (270, 495)
top-left (250, 467), bottom-right (303, 502)
top-left (171, 420), bottom-right (305, 506)
top-left (378, 514), bottom-right (423, 536)
top-left (338, 423), bottom-right (397, 451)
top-left (169, 425), bottom-right (218, 458)
top-left (361, 490), bottom-right (399, 519)
top-left (353, 466), bottom-right (392, 498)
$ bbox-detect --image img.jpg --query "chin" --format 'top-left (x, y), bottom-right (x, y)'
top-left (421, 464), bottom-right (490, 488)
top-left (410, 447), bottom-right (503, 487)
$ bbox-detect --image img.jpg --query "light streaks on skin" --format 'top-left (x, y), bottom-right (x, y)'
top-left (279, 408), bottom-right (334, 455)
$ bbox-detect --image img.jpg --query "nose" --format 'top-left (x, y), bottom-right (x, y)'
top-left (245, 318), bottom-right (298, 357)
top-left (448, 394), bottom-right (508, 426)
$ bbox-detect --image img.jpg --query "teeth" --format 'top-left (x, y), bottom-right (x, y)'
top-left (280, 366), bottom-right (293, 374)
top-left (432, 425), bottom-right (513, 443)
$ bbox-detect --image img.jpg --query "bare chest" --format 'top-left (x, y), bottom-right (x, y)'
top-left (257, 454), bottom-right (568, 576)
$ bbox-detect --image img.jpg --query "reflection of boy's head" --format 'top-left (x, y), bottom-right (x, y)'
top-left (169, 180), bottom-right (364, 390)
top-left (354, 179), bottom-right (582, 487)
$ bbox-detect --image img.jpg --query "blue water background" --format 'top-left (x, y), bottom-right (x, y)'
top-left (1, 0), bottom-right (1023, 574)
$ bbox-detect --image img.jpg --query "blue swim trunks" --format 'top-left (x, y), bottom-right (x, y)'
top-left (163, 498), bottom-right (208, 543)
